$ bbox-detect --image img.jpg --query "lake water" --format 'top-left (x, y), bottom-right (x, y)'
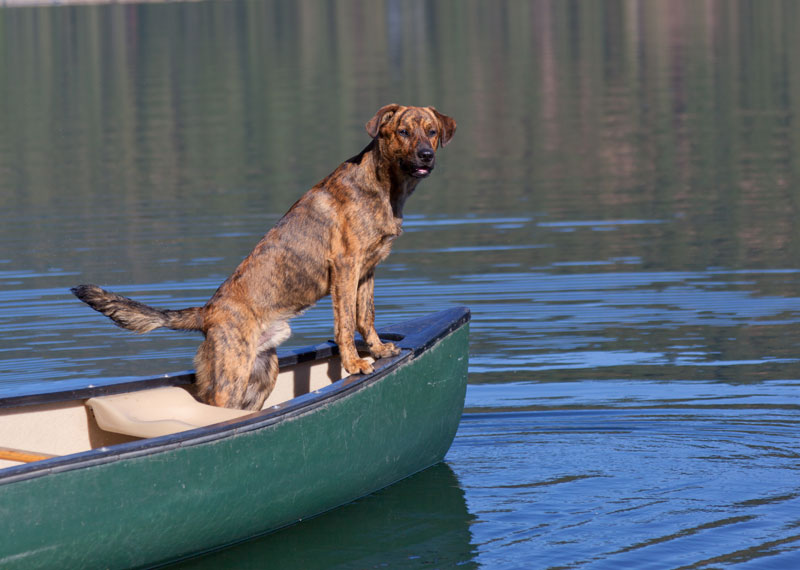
top-left (2, 1), bottom-right (800, 568)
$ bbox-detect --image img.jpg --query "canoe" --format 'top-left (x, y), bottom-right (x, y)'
top-left (0, 307), bottom-right (470, 569)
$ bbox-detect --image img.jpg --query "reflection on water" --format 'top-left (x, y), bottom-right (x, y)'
top-left (2, 0), bottom-right (800, 568)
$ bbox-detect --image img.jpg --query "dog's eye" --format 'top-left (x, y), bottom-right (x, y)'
top-left (428, 129), bottom-right (437, 137)
top-left (398, 128), bottom-right (410, 137)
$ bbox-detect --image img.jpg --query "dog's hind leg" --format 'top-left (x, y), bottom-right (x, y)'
top-left (234, 320), bottom-right (291, 410)
top-left (194, 323), bottom-right (286, 411)
top-left (193, 327), bottom-right (259, 410)
top-left (243, 347), bottom-right (279, 410)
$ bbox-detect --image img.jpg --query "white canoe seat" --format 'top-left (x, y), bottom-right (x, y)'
top-left (86, 387), bottom-right (252, 439)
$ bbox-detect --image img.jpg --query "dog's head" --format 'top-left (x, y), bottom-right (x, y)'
top-left (366, 105), bottom-right (456, 179)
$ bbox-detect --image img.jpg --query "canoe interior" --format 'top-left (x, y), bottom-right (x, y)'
top-left (0, 352), bottom-right (365, 470)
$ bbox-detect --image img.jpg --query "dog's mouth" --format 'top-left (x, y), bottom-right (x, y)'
top-left (403, 162), bottom-right (434, 178)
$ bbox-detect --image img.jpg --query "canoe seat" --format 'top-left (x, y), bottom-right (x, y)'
top-left (86, 387), bottom-right (252, 439)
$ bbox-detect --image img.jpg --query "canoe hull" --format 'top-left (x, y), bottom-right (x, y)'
top-left (0, 311), bottom-right (469, 569)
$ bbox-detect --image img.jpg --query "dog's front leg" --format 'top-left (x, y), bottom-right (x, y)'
top-left (357, 272), bottom-right (401, 359)
top-left (330, 257), bottom-right (375, 374)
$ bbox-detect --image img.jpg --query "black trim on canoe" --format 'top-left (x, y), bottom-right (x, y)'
top-left (0, 307), bottom-right (470, 410)
top-left (0, 307), bottom-right (470, 485)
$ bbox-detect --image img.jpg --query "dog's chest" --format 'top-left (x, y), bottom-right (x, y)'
top-left (357, 206), bottom-right (402, 266)
top-left (364, 232), bottom-right (398, 270)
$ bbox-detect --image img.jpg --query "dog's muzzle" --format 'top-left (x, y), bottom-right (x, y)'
top-left (407, 147), bottom-right (435, 178)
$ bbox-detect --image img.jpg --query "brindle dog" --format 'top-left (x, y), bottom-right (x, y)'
top-left (72, 104), bottom-right (456, 410)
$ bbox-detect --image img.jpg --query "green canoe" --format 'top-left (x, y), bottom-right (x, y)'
top-left (0, 307), bottom-right (470, 569)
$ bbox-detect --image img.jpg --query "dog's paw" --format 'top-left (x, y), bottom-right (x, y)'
top-left (343, 357), bottom-right (375, 375)
top-left (369, 341), bottom-right (401, 359)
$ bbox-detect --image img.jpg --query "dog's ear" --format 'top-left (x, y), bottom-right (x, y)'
top-left (429, 107), bottom-right (457, 148)
top-left (366, 104), bottom-right (402, 139)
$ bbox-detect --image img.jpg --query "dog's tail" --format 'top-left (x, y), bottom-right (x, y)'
top-left (71, 284), bottom-right (203, 333)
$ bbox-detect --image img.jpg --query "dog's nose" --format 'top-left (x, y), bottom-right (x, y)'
top-left (417, 148), bottom-right (434, 163)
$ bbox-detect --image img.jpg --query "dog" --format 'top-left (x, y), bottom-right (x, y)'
top-left (72, 104), bottom-right (456, 411)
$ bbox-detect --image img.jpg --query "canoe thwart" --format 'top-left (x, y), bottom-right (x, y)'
top-left (0, 447), bottom-right (57, 463)
top-left (86, 387), bottom-right (252, 439)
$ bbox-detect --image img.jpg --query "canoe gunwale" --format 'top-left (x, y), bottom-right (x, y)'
top-left (0, 307), bottom-right (470, 486)
top-left (0, 341), bottom-right (339, 410)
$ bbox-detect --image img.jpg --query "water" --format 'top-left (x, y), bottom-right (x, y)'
top-left (2, 1), bottom-right (800, 567)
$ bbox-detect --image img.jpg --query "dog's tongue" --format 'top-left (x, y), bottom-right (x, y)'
top-left (415, 167), bottom-right (430, 177)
